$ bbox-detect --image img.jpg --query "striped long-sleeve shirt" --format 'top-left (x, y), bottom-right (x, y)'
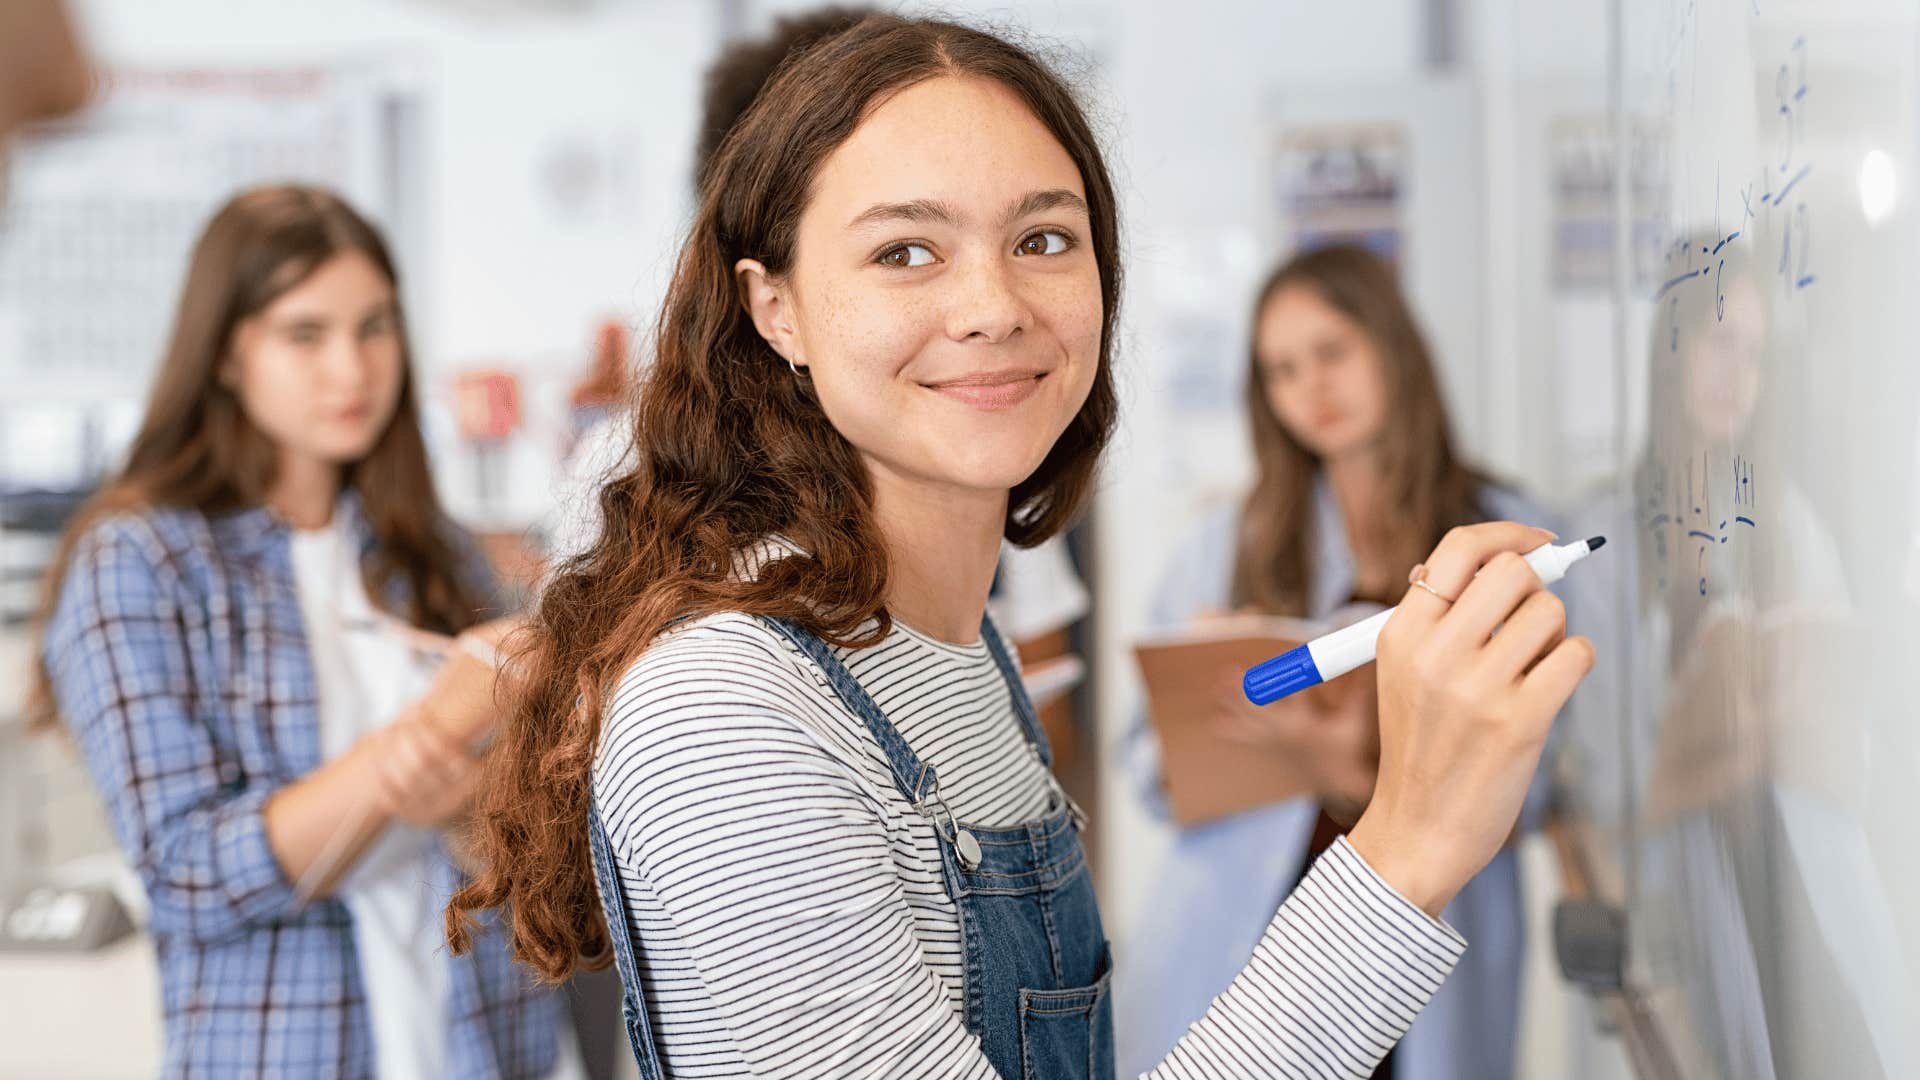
top-left (593, 610), bottom-right (1467, 1079)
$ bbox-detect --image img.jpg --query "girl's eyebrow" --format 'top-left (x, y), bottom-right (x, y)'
top-left (846, 189), bottom-right (1089, 232)
top-left (1001, 188), bottom-right (1087, 225)
top-left (269, 312), bottom-right (331, 331)
top-left (847, 198), bottom-right (963, 230)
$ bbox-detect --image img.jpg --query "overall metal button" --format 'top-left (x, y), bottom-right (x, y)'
top-left (954, 829), bottom-right (983, 869)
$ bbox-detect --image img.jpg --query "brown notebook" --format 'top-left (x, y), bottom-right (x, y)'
top-left (1134, 612), bottom-right (1375, 827)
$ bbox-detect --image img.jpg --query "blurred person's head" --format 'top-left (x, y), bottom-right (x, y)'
top-left (1638, 238), bottom-right (1773, 616)
top-left (30, 185), bottom-right (488, 729)
top-left (1636, 239), bottom-right (1772, 481)
top-left (450, 13), bottom-right (1119, 980)
top-left (1685, 276), bottom-right (1764, 443)
top-left (1232, 243), bottom-right (1485, 613)
top-left (0, 0), bottom-right (90, 150)
top-left (572, 8), bottom-right (873, 429)
top-left (217, 229), bottom-right (409, 485)
top-left (108, 186), bottom-right (431, 520)
top-left (1673, 245), bottom-right (1765, 445)
top-left (694, 6), bottom-right (871, 187)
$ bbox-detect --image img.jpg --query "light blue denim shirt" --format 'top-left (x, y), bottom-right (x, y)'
top-left (1115, 475), bottom-right (1561, 1080)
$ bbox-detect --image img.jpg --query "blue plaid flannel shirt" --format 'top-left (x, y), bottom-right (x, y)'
top-left (43, 495), bottom-right (562, 1079)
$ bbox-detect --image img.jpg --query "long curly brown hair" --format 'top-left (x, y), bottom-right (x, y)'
top-left (446, 14), bottom-right (1122, 982)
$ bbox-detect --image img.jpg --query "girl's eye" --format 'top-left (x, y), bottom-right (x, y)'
top-left (878, 243), bottom-right (936, 268)
top-left (1016, 230), bottom-right (1072, 256)
top-left (287, 328), bottom-right (324, 347)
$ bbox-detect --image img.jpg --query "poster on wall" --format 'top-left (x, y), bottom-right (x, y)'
top-left (1548, 113), bottom-right (1667, 292)
top-left (1271, 123), bottom-right (1407, 263)
top-left (0, 66), bottom-right (409, 387)
top-left (1546, 113), bottom-right (1667, 491)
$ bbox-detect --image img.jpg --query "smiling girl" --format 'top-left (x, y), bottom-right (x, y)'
top-left (450, 16), bottom-right (1593, 1080)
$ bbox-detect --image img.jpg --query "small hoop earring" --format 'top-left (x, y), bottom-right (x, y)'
top-left (787, 357), bottom-right (808, 378)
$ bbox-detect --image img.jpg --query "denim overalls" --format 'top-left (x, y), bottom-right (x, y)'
top-left (587, 614), bottom-right (1114, 1079)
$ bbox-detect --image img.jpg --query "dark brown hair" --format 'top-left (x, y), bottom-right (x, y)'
top-left (1231, 244), bottom-right (1486, 613)
top-left (447, 13), bottom-right (1121, 981)
top-left (27, 185), bottom-right (488, 728)
top-left (693, 5), bottom-right (870, 186)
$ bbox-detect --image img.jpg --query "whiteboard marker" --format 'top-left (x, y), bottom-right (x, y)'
top-left (1242, 537), bottom-right (1606, 706)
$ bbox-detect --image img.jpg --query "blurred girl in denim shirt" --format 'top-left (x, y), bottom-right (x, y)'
top-left (1116, 244), bottom-right (1557, 1080)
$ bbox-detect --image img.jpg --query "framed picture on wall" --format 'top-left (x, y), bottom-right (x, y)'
top-left (1271, 122), bottom-right (1407, 263)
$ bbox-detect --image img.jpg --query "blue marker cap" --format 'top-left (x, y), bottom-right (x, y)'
top-left (1244, 644), bottom-right (1323, 706)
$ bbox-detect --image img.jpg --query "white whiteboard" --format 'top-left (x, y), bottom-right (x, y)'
top-left (1561, 1), bottom-right (1920, 1076)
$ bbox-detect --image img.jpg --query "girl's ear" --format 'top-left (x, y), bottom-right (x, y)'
top-left (736, 258), bottom-right (806, 372)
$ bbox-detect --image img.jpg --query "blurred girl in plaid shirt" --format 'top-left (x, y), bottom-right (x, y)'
top-left (31, 185), bottom-right (583, 1079)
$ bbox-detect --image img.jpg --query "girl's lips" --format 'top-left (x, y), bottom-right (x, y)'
top-left (926, 372), bottom-right (1045, 411)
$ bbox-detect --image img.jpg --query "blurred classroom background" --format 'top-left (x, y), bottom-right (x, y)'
top-left (8, 0), bottom-right (1903, 1076)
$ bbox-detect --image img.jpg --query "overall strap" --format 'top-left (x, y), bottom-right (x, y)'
top-left (757, 614), bottom-right (1083, 855)
top-left (977, 615), bottom-right (1052, 768)
top-left (586, 801), bottom-right (667, 1079)
top-left (757, 616), bottom-right (942, 807)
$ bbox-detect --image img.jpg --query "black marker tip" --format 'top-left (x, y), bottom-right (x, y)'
top-left (1585, 536), bottom-right (1607, 552)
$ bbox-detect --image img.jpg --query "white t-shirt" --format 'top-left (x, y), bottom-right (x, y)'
top-left (290, 522), bottom-right (454, 1079)
top-left (289, 521), bottom-right (586, 1080)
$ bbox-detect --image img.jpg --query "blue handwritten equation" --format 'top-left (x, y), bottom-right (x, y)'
top-left (1645, 451), bottom-right (1760, 595)
top-left (1653, 35), bottom-right (1815, 356)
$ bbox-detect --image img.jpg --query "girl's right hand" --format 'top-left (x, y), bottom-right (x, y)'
top-left (359, 705), bottom-right (482, 828)
top-left (1347, 522), bottom-right (1594, 917)
top-left (415, 616), bottom-right (528, 751)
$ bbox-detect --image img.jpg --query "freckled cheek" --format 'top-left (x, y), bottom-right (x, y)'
top-left (812, 285), bottom-right (941, 384)
top-left (1034, 275), bottom-right (1104, 372)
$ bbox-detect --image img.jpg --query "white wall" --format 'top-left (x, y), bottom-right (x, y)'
top-left (70, 0), bottom-right (713, 358)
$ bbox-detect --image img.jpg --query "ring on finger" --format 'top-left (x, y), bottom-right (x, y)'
top-left (1407, 563), bottom-right (1461, 605)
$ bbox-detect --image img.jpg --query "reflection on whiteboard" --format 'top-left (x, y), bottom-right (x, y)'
top-left (1562, 2), bottom-right (1920, 1076)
